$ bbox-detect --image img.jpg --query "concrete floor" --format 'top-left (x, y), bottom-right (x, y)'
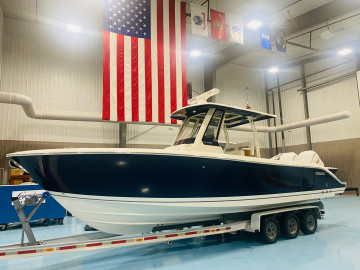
top-left (0, 195), bottom-right (359, 270)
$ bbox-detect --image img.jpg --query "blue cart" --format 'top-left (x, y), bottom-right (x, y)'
top-left (0, 184), bottom-right (66, 230)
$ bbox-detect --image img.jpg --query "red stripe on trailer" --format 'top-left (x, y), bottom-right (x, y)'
top-left (18, 250), bottom-right (36, 255)
top-left (112, 240), bottom-right (126, 244)
top-left (0, 252), bottom-right (5, 256)
top-left (226, 227), bottom-right (231, 230)
top-left (86, 243), bottom-right (102, 247)
top-left (144, 236), bottom-right (158, 241)
top-left (204, 230), bottom-right (209, 233)
top-left (59, 245), bottom-right (77, 250)
top-left (165, 234), bottom-right (178, 238)
top-left (185, 232), bottom-right (197, 236)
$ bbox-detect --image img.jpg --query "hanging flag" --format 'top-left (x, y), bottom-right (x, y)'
top-left (228, 14), bottom-right (243, 44)
top-left (260, 27), bottom-right (271, 50)
top-left (103, 0), bottom-right (188, 124)
top-left (210, 9), bottom-right (227, 41)
top-left (190, 4), bottom-right (208, 37)
top-left (275, 31), bottom-right (286, 53)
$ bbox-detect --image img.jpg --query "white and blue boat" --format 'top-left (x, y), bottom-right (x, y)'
top-left (7, 91), bottom-right (346, 235)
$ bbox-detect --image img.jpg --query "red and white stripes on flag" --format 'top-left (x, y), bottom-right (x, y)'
top-left (102, 0), bottom-right (187, 124)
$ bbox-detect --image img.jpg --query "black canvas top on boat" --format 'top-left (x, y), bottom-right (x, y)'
top-left (171, 103), bottom-right (276, 128)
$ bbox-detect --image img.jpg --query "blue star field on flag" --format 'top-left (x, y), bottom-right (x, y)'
top-left (104, 0), bottom-right (151, 39)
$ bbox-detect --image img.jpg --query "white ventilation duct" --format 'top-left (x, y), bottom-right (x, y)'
top-left (0, 92), bottom-right (351, 132)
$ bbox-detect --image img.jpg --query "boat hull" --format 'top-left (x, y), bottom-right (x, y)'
top-left (9, 149), bottom-right (346, 234)
top-left (52, 190), bottom-right (341, 234)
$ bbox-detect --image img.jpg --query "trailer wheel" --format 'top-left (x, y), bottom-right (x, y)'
top-left (300, 211), bottom-right (317, 235)
top-left (260, 217), bottom-right (280, 244)
top-left (281, 213), bottom-right (300, 239)
top-left (44, 219), bottom-right (49, 227)
top-left (0, 224), bottom-right (7, 231)
top-left (58, 218), bottom-right (64, 225)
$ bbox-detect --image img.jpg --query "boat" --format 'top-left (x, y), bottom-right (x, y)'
top-left (7, 90), bottom-right (346, 235)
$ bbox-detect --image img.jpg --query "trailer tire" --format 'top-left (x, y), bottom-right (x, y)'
top-left (300, 211), bottom-right (317, 235)
top-left (0, 224), bottom-right (7, 231)
top-left (281, 213), bottom-right (300, 239)
top-left (44, 219), bottom-right (49, 227)
top-left (58, 218), bottom-right (64, 225)
top-left (260, 217), bottom-right (280, 244)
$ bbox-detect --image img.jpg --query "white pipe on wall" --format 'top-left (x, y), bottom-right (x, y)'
top-left (0, 92), bottom-right (156, 125)
top-left (234, 111), bottom-right (351, 132)
top-left (0, 92), bottom-right (351, 132)
top-left (356, 71), bottom-right (360, 103)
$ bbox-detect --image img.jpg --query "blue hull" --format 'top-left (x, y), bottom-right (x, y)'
top-left (11, 152), bottom-right (345, 198)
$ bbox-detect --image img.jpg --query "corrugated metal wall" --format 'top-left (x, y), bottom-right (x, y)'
top-left (0, 6), bottom-right (4, 184)
top-left (215, 63), bottom-right (269, 149)
top-left (266, 57), bottom-right (358, 148)
top-left (268, 58), bottom-right (358, 147)
top-left (267, 66), bottom-right (308, 148)
top-left (0, 18), bottom-right (119, 144)
top-left (306, 59), bottom-right (359, 142)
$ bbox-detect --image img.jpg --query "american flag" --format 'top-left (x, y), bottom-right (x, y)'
top-left (102, 0), bottom-right (187, 124)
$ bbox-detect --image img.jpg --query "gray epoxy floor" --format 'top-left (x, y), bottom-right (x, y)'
top-left (0, 195), bottom-right (359, 270)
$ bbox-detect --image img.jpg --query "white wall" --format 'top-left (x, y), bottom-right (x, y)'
top-left (268, 56), bottom-right (359, 148)
top-left (267, 66), bottom-right (308, 148)
top-left (0, 18), bottom-right (119, 144)
top-left (215, 64), bottom-right (269, 148)
top-left (307, 59), bottom-right (360, 143)
top-left (0, 5), bottom-right (3, 82)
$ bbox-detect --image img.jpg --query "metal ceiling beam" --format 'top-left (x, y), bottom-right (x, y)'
top-left (286, 41), bottom-right (317, 52)
top-left (210, 0), bottom-right (360, 71)
top-left (285, 0), bottom-right (360, 36)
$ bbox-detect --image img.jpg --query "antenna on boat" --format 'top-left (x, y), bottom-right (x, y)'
top-left (245, 87), bottom-right (251, 109)
top-left (188, 88), bottom-right (220, 105)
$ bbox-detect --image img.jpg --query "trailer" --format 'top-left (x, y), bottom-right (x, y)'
top-left (0, 191), bottom-right (324, 260)
top-left (0, 184), bottom-right (66, 231)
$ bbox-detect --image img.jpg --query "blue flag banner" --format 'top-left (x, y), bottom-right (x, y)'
top-left (260, 27), bottom-right (271, 50)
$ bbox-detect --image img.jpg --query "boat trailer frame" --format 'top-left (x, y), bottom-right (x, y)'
top-left (0, 192), bottom-right (322, 260)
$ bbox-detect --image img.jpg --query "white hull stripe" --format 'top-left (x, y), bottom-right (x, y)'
top-left (51, 188), bottom-right (345, 203)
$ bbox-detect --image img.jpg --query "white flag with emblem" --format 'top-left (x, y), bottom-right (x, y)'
top-left (190, 4), bottom-right (208, 37)
top-left (228, 14), bottom-right (244, 44)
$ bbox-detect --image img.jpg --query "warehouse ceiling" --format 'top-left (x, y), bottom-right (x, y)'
top-left (0, 0), bottom-right (359, 69)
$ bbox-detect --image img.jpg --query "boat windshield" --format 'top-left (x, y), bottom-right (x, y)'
top-left (202, 110), bottom-right (224, 146)
top-left (174, 112), bottom-right (207, 145)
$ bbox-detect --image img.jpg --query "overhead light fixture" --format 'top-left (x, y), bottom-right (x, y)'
top-left (268, 66), bottom-right (279, 74)
top-left (67, 24), bottom-right (82, 33)
top-left (320, 30), bottom-right (335, 41)
top-left (246, 20), bottom-right (263, 30)
top-left (338, 48), bottom-right (352, 56)
top-left (321, 22), bottom-right (336, 41)
top-left (190, 50), bottom-right (202, 57)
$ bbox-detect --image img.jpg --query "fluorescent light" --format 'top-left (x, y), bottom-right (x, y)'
top-left (190, 50), bottom-right (202, 57)
top-left (67, 24), bottom-right (82, 33)
top-left (268, 66), bottom-right (279, 74)
top-left (338, 48), bottom-right (352, 56)
top-left (247, 20), bottom-right (263, 30)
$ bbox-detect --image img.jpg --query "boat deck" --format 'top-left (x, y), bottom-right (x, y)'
top-left (0, 195), bottom-right (359, 270)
